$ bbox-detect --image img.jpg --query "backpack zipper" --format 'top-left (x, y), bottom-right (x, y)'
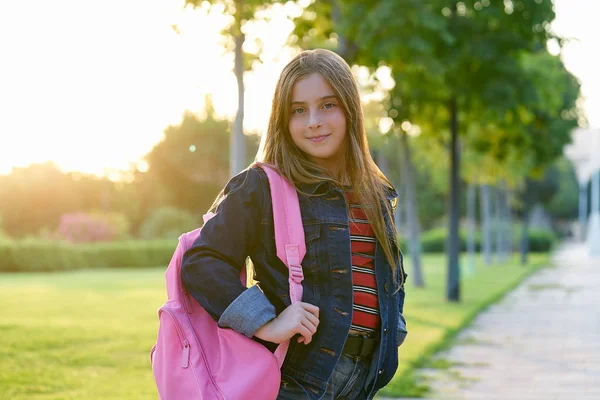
top-left (160, 307), bottom-right (190, 368)
top-left (159, 307), bottom-right (226, 399)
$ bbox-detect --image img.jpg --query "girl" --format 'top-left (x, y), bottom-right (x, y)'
top-left (182, 48), bottom-right (407, 400)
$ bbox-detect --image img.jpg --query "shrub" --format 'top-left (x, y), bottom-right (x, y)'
top-left (55, 211), bottom-right (130, 243)
top-left (525, 228), bottom-right (557, 252)
top-left (405, 226), bottom-right (556, 253)
top-left (0, 239), bottom-right (177, 272)
top-left (139, 207), bottom-right (199, 239)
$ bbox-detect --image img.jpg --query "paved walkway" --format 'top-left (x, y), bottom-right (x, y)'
top-left (384, 242), bottom-right (600, 400)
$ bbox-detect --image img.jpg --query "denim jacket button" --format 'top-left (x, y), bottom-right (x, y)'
top-left (378, 369), bottom-right (383, 375)
top-left (384, 282), bottom-right (390, 292)
top-left (384, 328), bottom-right (388, 334)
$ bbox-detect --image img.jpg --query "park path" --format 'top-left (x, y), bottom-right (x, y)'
top-left (381, 242), bottom-right (600, 400)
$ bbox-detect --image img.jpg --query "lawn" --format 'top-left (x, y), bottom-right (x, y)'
top-left (0, 269), bottom-right (166, 400)
top-left (0, 253), bottom-right (549, 399)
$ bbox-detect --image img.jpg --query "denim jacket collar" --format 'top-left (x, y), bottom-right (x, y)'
top-left (297, 179), bottom-right (398, 201)
top-left (253, 161), bottom-right (398, 201)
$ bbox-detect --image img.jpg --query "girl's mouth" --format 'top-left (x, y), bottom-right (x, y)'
top-left (308, 134), bottom-right (330, 143)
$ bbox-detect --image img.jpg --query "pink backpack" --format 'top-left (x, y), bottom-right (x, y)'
top-left (150, 164), bottom-right (306, 400)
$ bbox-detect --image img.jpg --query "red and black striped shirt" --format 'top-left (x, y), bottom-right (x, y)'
top-left (344, 191), bottom-right (380, 334)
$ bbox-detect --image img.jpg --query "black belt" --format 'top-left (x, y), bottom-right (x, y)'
top-left (342, 333), bottom-right (378, 357)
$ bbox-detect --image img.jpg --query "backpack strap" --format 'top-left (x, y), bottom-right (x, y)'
top-left (257, 163), bottom-right (306, 367)
top-left (178, 164), bottom-right (306, 368)
top-left (259, 164), bottom-right (306, 301)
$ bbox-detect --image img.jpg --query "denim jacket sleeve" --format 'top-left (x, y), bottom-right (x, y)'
top-left (398, 251), bottom-right (407, 315)
top-left (181, 167), bottom-right (277, 338)
top-left (397, 251), bottom-right (408, 346)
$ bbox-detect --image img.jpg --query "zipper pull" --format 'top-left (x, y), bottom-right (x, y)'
top-left (182, 340), bottom-right (190, 368)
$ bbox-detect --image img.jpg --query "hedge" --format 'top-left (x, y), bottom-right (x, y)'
top-left (410, 227), bottom-right (556, 253)
top-left (0, 239), bottom-right (177, 272)
top-left (0, 227), bottom-right (556, 272)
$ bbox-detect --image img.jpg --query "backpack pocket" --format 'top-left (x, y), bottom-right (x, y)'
top-left (152, 305), bottom-right (223, 400)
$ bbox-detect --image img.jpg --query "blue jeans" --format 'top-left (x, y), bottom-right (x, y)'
top-left (277, 354), bottom-right (372, 400)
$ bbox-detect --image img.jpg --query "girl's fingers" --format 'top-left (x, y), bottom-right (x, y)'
top-left (297, 325), bottom-right (313, 344)
top-left (303, 310), bottom-right (319, 330)
top-left (301, 302), bottom-right (320, 318)
top-left (301, 318), bottom-right (317, 336)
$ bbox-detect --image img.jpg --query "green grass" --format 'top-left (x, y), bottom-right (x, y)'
top-left (0, 268), bottom-right (167, 400)
top-left (0, 253), bottom-right (549, 399)
top-left (379, 252), bottom-right (549, 398)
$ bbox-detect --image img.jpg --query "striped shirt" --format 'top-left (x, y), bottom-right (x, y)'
top-left (344, 191), bottom-right (380, 334)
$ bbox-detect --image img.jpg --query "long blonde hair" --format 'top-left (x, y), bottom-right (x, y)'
top-left (256, 49), bottom-right (404, 286)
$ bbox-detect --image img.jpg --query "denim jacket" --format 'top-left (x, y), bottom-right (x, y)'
top-left (181, 166), bottom-right (408, 400)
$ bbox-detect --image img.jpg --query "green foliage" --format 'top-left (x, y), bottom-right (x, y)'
top-left (0, 162), bottom-right (169, 240)
top-left (0, 162), bottom-right (81, 237)
top-left (0, 214), bottom-right (8, 241)
top-left (546, 157), bottom-right (579, 220)
top-left (0, 240), bottom-right (176, 272)
top-left (293, 0), bottom-right (582, 187)
top-left (139, 207), bottom-right (200, 240)
top-left (144, 107), bottom-right (230, 214)
top-left (384, 134), bottom-right (448, 230)
top-left (415, 226), bottom-right (556, 253)
top-left (465, 51), bottom-right (582, 184)
top-left (184, 0), bottom-right (282, 73)
top-left (293, 1), bottom-right (580, 303)
top-left (0, 104), bottom-right (257, 240)
top-left (185, 0), bottom-right (278, 39)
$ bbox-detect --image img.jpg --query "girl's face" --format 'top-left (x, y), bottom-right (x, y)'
top-left (288, 73), bottom-right (347, 174)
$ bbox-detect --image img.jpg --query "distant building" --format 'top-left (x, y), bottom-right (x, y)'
top-left (565, 127), bottom-right (600, 256)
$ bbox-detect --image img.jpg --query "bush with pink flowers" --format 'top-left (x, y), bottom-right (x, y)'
top-left (56, 211), bottom-right (130, 243)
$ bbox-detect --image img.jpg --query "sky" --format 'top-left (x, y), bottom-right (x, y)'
top-left (0, 0), bottom-right (598, 177)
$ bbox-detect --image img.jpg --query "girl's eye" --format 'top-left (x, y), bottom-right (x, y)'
top-left (323, 103), bottom-right (336, 109)
top-left (293, 108), bottom-right (306, 114)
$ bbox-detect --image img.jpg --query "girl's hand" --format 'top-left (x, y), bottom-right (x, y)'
top-left (254, 302), bottom-right (320, 345)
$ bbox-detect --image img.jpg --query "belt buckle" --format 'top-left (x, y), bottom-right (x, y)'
top-left (358, 335), bottom-right (367, 356)
top-left (348, 334), bottom-right (367, 356)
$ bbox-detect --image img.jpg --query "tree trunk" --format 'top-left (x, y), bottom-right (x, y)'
top-left (399, 132), bottom-right (425, 288)
top-left (330, 0), bottom-right (358, 62)
top-left (375, 149), bottom-right (389, 175)
top-left (520, 183), bottom-right (531, 265)
top-left (395, 181), bottom-right (404, 236)
top-left (493, 186), bottom-right (504, 263)
top-left (447, 97), bottom-right (460, 302)
top-left (480, 184), bottom-right (492, 265)
top-left (504, 187), bottom-right (513, 257)
top-left (466, 183), bottom-right (476, 275)
top-left (497, 183), bottom-right (509, 263)
top-left (579, 181), bottom-right (588, 241)
top-left (230, 15), bottom-right (246, 177)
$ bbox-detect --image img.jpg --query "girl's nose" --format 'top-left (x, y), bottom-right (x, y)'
top-left (308, 115), bottom-right (323, 130)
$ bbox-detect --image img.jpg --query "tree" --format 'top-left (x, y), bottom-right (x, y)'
top-left (434, 1), bottom-right (558, 300)
top-left (546, 156), bottom-right (579, 221)
top-left (184, 0), bottom-right (280, 177)
top-left (144, 101), bottom-right (231, 214)
top-left (467, 50), bottom-right (582, 264)
top-left (396, 131), bottom-right (425, 287)
top-left (292, 0), bottom-right (446, 289)
top-left (293, 0), bottom-right (567, 302)
top-left (0, 163), bottom-right (145, 238)
top-left (0, 162), bottom-right (81, 237)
